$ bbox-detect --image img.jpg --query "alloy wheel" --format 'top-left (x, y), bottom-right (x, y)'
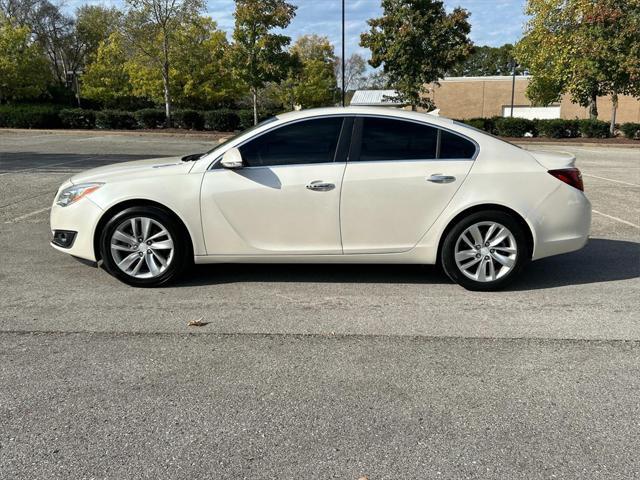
top-left (454, 221), bottom-right (518, 283)
top-left (110, 216), bottom-right (174, 279)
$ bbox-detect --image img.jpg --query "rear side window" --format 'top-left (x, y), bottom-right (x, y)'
top-left (439, 130), bottom-right (476, 159)
top-left (358, 117), bottom-right (438, 161)
top-left (239, 117), bottom-right (343, 167)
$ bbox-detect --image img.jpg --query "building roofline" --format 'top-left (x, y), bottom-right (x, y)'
top-left (439, 75), bottom-right (533, 82)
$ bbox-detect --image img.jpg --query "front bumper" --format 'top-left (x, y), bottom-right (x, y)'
top-left (50, 197), bottom-right (103, 262)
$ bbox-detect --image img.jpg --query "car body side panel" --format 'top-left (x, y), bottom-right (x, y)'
top-left (199, 163), bottom-right (345, 255)
top-left (82, 173), bottom-right (207, 257)
top-left (411, 144), bottom-right (591, 263)
top-left (340, 159), bottom-right (474, 253)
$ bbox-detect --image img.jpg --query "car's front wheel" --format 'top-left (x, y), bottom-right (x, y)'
top-left (99, 206), bottom-right (190, 287)
top-left (441, 210), bottom-right (529, 291)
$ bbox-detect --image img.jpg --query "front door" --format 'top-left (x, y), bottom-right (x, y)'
top-left (200, 116), bottom-right (349, 255)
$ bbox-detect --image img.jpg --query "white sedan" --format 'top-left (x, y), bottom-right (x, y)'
top-left (50, 107), bottom-right (591, 291)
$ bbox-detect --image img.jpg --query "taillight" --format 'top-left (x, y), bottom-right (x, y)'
top-left (548, 168), bottom-right (584, 191)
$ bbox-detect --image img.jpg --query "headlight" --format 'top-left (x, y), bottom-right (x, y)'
top-left (56, 183), bottom-right (103, 207)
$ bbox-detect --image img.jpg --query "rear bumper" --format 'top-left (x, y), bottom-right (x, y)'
top-left (50, 198), bottom-right (103, 262)
top-left (528, 184), bottom-right (591, 260)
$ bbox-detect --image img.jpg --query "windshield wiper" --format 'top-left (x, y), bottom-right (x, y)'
top-left (181, 153), bottom-right (205, 162)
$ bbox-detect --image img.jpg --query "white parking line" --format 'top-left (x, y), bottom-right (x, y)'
top-left (592, 209), bottom-right (640, 229)
top-left (4, 206), bottom-right (51, 224)
top-left (583, 174), bottom-right (639, 187)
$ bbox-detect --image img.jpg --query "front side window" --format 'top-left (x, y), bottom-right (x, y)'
top-left (239, 117), bottom-right (343, 167)
top-left (358, 117), bottom-right (439, 161)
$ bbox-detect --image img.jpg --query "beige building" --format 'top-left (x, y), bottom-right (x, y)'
top-left (424, 76), bottom-right (640, 123)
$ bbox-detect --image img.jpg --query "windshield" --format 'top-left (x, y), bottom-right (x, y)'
top-left (205, 116), bottom-right (278, 157)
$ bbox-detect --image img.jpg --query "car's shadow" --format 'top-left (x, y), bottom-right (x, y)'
top-left (511, 238), bottom-right (639, 291)
top-left (175, 238), bottom-right (639, 290)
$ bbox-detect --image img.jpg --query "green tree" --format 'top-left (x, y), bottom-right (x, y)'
top-left (81, 32), bottom-right (135, 107)
top-left (75, 5), bottom-right (123, 64)
top-left (448, 44), bottom-right (525, 77)
top-left (231, 0), bottom-right (296, 124)
top-left (123, 0), bottom-right (205, 126)
top-left (1, 2), bottom-right (121, 104)
top-left (171, 17), bottom-right (237, 108)
top-left (284, 34), bottom-right (337, 109)
top-left (0, 17), bottom-right (50, 102)
top-left (126, 16), bottom-right (236, 109)
top-left (515, 0), bottom-right (640, 122)
top-left (360, 0), bottom-right (472, 110)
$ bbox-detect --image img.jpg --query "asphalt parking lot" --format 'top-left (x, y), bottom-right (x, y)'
top-left (1, 130), bottom-right (639, 479)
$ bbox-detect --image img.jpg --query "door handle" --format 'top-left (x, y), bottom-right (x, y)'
top-left (427, 174), bottom-right (456, 184)
top-left (306, 181), bottom-right (335, 191)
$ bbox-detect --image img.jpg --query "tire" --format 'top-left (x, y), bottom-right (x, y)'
top-left (99, 206), bottom-right (191, 287)
top-left (440, 210), bottom-right (530, 291)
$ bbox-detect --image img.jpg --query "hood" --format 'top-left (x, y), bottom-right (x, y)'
top-left (70, 156), bottom-right (189, 184)
top-left (528, 150), bottom-right (576, 170)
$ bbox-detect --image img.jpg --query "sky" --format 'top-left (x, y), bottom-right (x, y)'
top-left (68, 0), bottom-right (529, 58)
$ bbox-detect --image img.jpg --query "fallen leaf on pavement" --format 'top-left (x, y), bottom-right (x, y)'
top-left (187, 317), bottom-right (209, 327)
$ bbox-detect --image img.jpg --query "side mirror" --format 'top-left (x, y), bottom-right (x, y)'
top-left (220, 147), bottom-right (244, 169)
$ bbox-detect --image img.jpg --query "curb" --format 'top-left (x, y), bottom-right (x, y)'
top-left (0, 128), bottom-right (228, 140)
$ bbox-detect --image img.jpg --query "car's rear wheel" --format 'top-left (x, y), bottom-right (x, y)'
top-left (99, 206), bottom-right (190, 287)
top-left (441, 210), bottom-right (529, 291)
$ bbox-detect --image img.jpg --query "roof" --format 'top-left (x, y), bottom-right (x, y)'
top-left (350, 90), bottom-right (405, 106)
top-left (274, 106), bottom-right (456, 130)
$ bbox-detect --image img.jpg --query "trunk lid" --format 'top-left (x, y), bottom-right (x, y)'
top-left (528, 150), bottom-right (576, 170)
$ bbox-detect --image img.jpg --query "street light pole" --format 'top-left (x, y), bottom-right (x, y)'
top-left (341, 0), bottom-right (345, 107)
top-left (510, 59), bottom-right (516, 117)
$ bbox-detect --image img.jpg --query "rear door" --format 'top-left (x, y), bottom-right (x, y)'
top-left (340, 116), bottom-right (476, 254)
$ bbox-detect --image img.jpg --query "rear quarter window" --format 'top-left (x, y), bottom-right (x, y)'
top-left (439, 130), bottom-right (477, 159)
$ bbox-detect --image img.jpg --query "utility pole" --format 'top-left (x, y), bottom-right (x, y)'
top-left (510, 59), bottom-right (517, 117)
top-left (341, 0), bottom-right (346, 107)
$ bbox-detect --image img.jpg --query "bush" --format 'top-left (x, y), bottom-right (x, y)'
top-left (535, 119), bottom-right (581, 139)
top-left (59, 108), bottom-right (96, 129)
top-left (620, 122), bottom-right (640, 140)
top-left (204, 109), bottom-right (240, 131)
top-left (173, 109), bottom-right (204, 130)
top-left (495, 117), bottom-right (536, 137)
top-left (135, 108), bottom-right (166, 129)
top-left (0, 104), bottom-right (62, 129)
top-left (237, 109), bottom-right (255, 130)
top-left (95, 110), bottom-right (137, 129)
top-left (578, 119), bottom-right (610, 138)
top-left (460, 117), bottom-right (497, 135)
